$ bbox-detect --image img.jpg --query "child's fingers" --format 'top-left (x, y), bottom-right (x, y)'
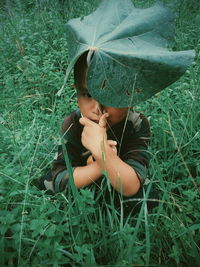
top-left (107, 140), bottom-right (117, 146)
top-left (80, 114), bottom-right (109, 128)
top-left (99, 113), bottom-right (109, 128)
top-left (79, 117), bottom-right (95, 126)
top-left (107, 140), bottom-right (117, 154)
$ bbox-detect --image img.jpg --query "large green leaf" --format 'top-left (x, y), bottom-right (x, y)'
top-left (65, 0), bottom-right (195, 107)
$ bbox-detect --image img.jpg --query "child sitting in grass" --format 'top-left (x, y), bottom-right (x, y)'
top-left (42, 51), bottom-right (151, 199)
top-left (40, 0), bottom-right (194, 212)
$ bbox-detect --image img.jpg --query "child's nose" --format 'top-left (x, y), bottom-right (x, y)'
top-left (92, 100), bottom-right (101, 115)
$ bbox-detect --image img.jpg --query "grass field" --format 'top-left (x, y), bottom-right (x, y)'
top-left (0, 0), bottom-right (200, 266)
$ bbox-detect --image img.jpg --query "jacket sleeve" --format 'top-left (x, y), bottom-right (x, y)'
top-left (51, 111), bottom-right (83, 192)
top-left (120, 112), bottom-right (151, 184)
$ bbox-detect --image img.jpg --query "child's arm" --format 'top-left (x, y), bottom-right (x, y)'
top-left (51, 143), bottom-right (103, 192)
top-left (69, 139), bottom-right (117, 188)
top-left (95, 143), bottom-right (140, 196)
top-left (51, 112), bottom-right (118, 192)
top-left (72, 161), bottom-right (102, 188)
top-left (80, 114), bottom-right (141, 197)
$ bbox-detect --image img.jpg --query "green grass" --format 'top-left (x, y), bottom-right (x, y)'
top-left (0, 0), bottom-right (200, 266)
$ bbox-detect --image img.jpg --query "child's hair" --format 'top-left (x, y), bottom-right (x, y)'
top-left (74, 51), bottom-right (88, 86)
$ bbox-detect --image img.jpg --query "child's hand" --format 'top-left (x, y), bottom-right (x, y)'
top-left (107, 140), bottom-right (117, 154)
top-left (79, 113), bottom-right (109, 157)
top-left (86, 139), bottom-right (117, 165)
top-left (99, 114), bottom-right (117, 154)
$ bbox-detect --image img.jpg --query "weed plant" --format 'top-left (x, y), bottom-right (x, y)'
top-left (0, 0), bottom-right (200, 266)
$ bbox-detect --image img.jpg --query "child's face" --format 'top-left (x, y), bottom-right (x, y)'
top-left (76, 68), bottom-right (128, 127)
